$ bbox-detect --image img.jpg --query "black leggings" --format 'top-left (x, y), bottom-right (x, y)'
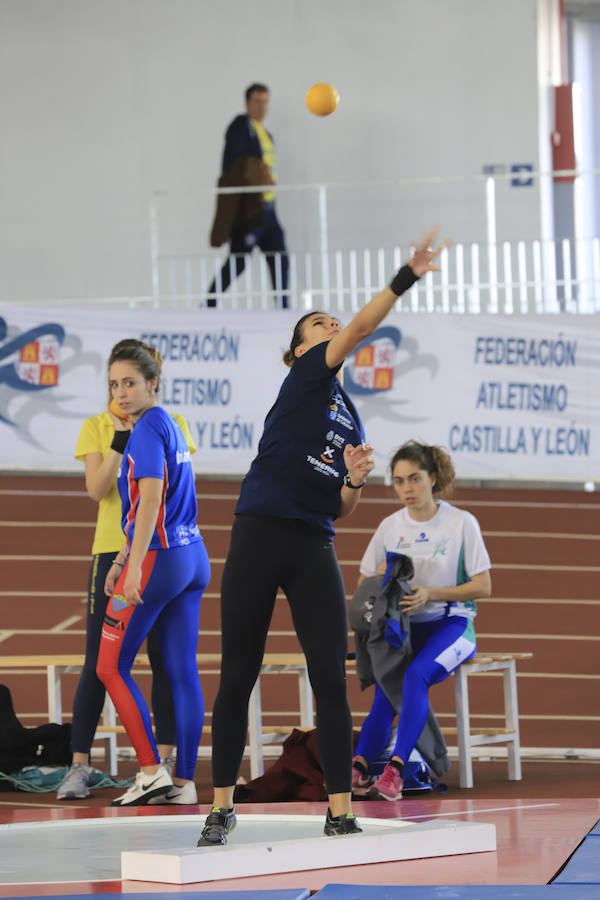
top-left (70, 552), bottom-right (176, 755)
top-left (211, 515), bottom-right (353, 794)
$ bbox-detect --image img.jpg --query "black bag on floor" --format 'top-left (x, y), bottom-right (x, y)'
top-left (0, 683), bottom-right (72, 788)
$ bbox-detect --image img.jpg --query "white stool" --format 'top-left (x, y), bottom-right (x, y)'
top-left (453, 652), bottom-right (531, 789)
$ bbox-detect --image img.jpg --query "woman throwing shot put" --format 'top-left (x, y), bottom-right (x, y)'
top-left (198, 227), bottom-right (449, 845)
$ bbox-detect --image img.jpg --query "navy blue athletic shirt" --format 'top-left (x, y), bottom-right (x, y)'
top-left (236, 342), bottom-right (365, 538)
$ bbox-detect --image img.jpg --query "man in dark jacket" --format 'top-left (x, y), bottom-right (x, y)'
top-left (207, 83), bottom-right (289, 308)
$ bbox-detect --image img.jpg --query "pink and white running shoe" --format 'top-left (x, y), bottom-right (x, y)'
top-left (351, 757), bottom-right (371, 796)
top-left (367, 763), bottom-right (403, 801)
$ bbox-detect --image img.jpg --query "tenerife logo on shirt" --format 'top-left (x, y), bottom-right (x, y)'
top-left (320, 445), bottom-right (335, 463)
top-left (0, 315), bottom-right (102, 449)
top-left (343, 326), bottom-right (438, 428)
top-left (307, 446), bottom-right (340, 478)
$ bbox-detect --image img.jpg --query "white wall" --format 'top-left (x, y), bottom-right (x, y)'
top-left (572, 19), bottom-right (600, 235)
top-left (571, 18), bottom-right (600, 310)
top-left (0, 0), bottom-right (543, 302)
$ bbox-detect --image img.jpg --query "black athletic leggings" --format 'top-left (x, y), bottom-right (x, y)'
top-left (70, 551), bottom-right (176, 755)
top-left (211, 515), bottom-right (353, 794)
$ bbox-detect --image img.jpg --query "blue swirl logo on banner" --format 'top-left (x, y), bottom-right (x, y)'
top-left (0, 318), bottom-right (65, 425)
top-left (343, 326), bottom-right (401, 395)
top-left (343, 325), bottom-right (438, 427)
top-left (0, 316), bottom-right (103, 449)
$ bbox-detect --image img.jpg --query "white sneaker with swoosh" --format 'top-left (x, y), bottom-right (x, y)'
top-left (147, 780), bottom-right (198, 805)
top-left (111, 766), bottom-right (172, 806)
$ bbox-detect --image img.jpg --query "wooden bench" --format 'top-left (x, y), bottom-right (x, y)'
top-left (246, 651), bottom-right (533, 789)
top-left (0, 653), bottom-right (313, 779)
top-left (0, 650), bottom-right (530, 787)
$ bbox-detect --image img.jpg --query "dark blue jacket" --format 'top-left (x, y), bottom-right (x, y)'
top-left (222, 114), bottom-right (274, 172)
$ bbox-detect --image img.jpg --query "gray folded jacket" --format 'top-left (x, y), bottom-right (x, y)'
top-left (349, 563), bottom-right (450, 778)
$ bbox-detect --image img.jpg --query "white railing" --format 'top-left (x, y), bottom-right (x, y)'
top-left (150, 167), bottom-right (600, 314)
top-left (7, 235), bottom-right (597, 312)
top-left (3, 171), bottom-right (597, 312)
top-left (152, 236), bottom-right (600, 314)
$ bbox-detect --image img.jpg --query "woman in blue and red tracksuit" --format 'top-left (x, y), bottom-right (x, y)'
top-left (97, 340), bottom-right (210, 807)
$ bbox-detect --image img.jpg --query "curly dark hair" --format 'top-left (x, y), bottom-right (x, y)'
top-left (390, 440), bottom-right (455, 495)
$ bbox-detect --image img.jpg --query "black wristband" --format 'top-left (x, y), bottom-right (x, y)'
top-left (110, 430), bottom-right (130, 454)
top-left (344, 473), bottom-right (366, 490)
top-left (389, 264), bottom-right (420, 297)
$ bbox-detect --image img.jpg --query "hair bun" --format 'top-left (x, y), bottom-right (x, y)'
top-left (145, 345), bottom-right (163, 368)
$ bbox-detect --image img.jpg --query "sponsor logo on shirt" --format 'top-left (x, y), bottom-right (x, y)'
top-left (328, 393), bottom-right (354, 431)
top-left (415, 532), bottom-right (429, 543)
top-left (433, 538), bottom-right (449, 557)
top-left (175, 523), bottom-right (200, 545)
top-left (395, 536), bottom-right (405, 546)
top-left (326, 429), bottom-right (346, 449)
top-left (320, 445), bottom-right (335, 463)
top-left (307, 453), bottom-right (340, 478)
top-left (176, 449), bottom-right (191, 464)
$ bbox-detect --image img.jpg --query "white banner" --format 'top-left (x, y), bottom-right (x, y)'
top-left (0, 307), bottom-right (598, 482)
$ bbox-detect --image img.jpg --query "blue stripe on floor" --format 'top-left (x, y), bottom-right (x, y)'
top-left (312, 886), bottom-right (600, 898)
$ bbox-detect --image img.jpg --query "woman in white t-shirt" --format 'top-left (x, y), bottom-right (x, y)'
top-left (352, 440), bottom-right (491, 800)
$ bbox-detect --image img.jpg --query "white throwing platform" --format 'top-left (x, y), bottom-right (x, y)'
top-left (121, 813), bottom-right (496, 884)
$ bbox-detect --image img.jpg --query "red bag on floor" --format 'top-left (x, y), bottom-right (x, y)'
top-left (233, 728), bottom-right (328, 802)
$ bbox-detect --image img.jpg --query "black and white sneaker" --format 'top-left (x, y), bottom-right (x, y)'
top-left (323, 808), bottom-right (363, 836)
top-left (197, 806), bottom-right (237, 846)
top-left (148, 780), bottom-right (198, 805)
top-left (111, 766), bottom-right (172, 806)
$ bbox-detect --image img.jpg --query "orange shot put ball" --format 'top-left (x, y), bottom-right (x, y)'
top-left (306, 83), bottom-right (339, 116)
top-left (109, 398), bottom-right (128, 419)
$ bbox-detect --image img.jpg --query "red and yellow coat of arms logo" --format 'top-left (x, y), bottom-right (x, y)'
top-left (353, 344), bottom-right (394, 391)
top-left (18, 338), bottom-right (60, 386)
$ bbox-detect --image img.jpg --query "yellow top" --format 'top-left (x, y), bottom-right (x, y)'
top-left (75, 410), bottom-right (197, 555)
top-left (252, 119), bottom-right (276, 203)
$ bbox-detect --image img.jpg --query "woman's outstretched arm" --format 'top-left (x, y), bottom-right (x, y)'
top-left (325, 227), bottom-right (450, 369)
